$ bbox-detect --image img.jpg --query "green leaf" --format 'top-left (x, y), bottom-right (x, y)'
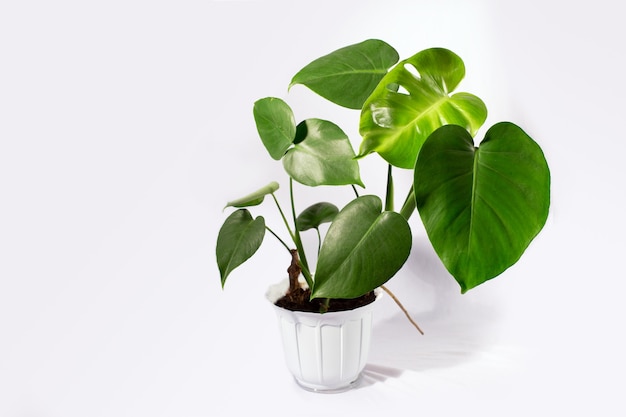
top-left (253, 97), bottom-right (296, 160)
top-left (359, 48), bottom-right (487, 168)
top-left (283, 119), bottom-right (363, 187)
top-left (225, 181), bottom-right (279, 208)
top-left (414, 123), bottom-right (550, 293)
top-left (216, 209), bottom-right (266, 287)
top-left (311, 195), bottom-right (412, 299)
top-left (296, 202), bottom-right (339, 231)
top-left (290, 39), bottom-right (399, 109)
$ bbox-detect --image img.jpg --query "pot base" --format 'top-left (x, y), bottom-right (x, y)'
top-left (294, 373), bottom-right (362, 393)
top-left (267, 279), bottom-right (381, 393)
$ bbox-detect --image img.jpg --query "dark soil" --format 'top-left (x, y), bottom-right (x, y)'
top-left (275, 287), bottom-right (376, 313)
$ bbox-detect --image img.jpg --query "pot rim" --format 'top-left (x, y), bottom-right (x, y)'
top-left (265, 278), bottom-right (383, 319)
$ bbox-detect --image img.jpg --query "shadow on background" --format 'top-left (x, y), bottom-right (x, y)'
top-left (359, 236), bottom-right (503, 387)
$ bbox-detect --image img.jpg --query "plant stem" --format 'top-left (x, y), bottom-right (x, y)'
top-left (316, 228), bottom-right (322, 256)
top-left (351, 184), bottom-right (360, 198)
top-left (271, 192), bottom-right (295, 242)
top-left (299, 262), bottom-right (313, 286)
top-left (385, 164), bottom-right (394, 211)
top-left (381, 285), bottom-right (424, 335)
top-left (399, 186), bottom-right (416, 220)
top-left (265, 226), bottom-right (291, 253)
top-left (271, 189), bottom-right (313, 288)
top-left (289, 179), bottom-right (313, 288)
top-left (287, 249), bottom-right (302, 294)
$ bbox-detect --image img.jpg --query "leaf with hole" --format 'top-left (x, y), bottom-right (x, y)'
top-left (359, 48), bottom-right (487, 168)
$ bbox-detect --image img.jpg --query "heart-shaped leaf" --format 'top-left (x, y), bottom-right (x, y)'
top-left (414, 122), bottom-right (550, 293)
top-left (225, 181), bottom-right (279, 208)
top-left (290, 39), bottom-right (399, 109)
top-left (216, 209), bottom-right (266, 287)
top-left (359, 48), bottom-right (487, 168)
top-left (283, 118), bottom-right (363, 187)
top-left (296, 202), bottom-right (339, 231)
top-left (311, 195), bottom-right (412, 299)
top-left (253, 97), bottom-right (296, 160)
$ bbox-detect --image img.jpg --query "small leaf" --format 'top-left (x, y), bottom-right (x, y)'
top-left (283, 119), bottom-right (363, 187)
top-left (414, 123), bottom-right (550, 293)
top-left (359, 48), bottom-right (487, 168)
top-left (311, 195), bottom-right (412, 299)
top-left (225, 181), bottom-right (279, 208)
top-left (253, 97), bottom-right (296, 160)
top-left (290, 39), bottom-right (399, 109)
top-left (296, 202), bottom-right (339, 231)
top-left (216, 209), bottom-right (266, 287)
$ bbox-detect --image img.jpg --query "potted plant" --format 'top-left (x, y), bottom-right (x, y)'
top-left (216, 39), bottom-right (550, 392)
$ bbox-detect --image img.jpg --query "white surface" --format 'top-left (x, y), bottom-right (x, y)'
top-left (1, 1), bottom-right (625, 416)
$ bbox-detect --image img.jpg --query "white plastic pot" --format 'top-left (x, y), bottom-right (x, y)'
top-left (266, 279), bottom-right (382, 393)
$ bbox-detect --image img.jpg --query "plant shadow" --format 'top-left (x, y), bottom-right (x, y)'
top-left (359, 363), bottom-right (404, 388)
top-left (357, 237), bottom-right (503, 388)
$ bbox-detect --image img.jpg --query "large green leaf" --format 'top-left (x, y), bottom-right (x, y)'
top-left (216, 209), bottom-right (266, 287)
top-left (414, 123), bottom-right (550, 293)
top-left (296, 202), bottom-right (339, 231)
top-left (253, 97), bottom-right (296, 160)
top-left (224, 181), bottom-right (279, 208)
top-left (311, 195), bottom-right (412, 299)
top-left (283, 118), bottom-right (363, 187)
top-left (359, 48), bottom-right (487, 169)
top-left (290, 39), bottom-right (399, 109)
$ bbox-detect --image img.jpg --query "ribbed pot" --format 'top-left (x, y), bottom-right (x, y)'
top-left (266, 280), bottom-right (382, 393)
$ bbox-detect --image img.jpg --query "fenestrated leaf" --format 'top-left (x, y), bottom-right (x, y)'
top-left (216, 209), bottom-right (266, 287)
top-left (290, 39), bottom-right (399, 109)
top-left (283, 119), bottom-right (363, 187)
top-left (253, 97), bottom-right (296, 160)
top-left (414, 122), bottom-right (550, 293)
top-left (225, 181), bottom-right (279, 208)
top-left (311, 195), bottom-right (412, 299)
top-left (296, 202), bottom-right (339, 231)
top-left (359, 48), bottom-right (487, 168)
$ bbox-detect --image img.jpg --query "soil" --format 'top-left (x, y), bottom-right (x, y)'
top-left (275, 287), bottom-right (376, 313)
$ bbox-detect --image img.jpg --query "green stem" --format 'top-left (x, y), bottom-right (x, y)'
top-left (385, 164), bottom-right (394, 212)
top-left (265, 226), bottom-right (291, 253)
top-left (320, 298), bottom-right (330, 314)
top-left (316, 228), bottom-right (322, 256)
top-left (271, 192), bottom-right (295, 242)
top-left (271, 190), bottom-right (313, 288)
top-left (351, 184), bottom-right (360, 198)
top-left (299, 262), bottom-right (313, 286)
top-left (399, 185), bottom-right (416, 220)
top-left (289, 179), bottom-right (313, 288)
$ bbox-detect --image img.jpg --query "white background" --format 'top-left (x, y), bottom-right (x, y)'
top-left (1, 1), bottom-right (625, 416)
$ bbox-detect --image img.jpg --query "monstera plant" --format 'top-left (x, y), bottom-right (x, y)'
top-left (217, 39), bottom-right (550, 315)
